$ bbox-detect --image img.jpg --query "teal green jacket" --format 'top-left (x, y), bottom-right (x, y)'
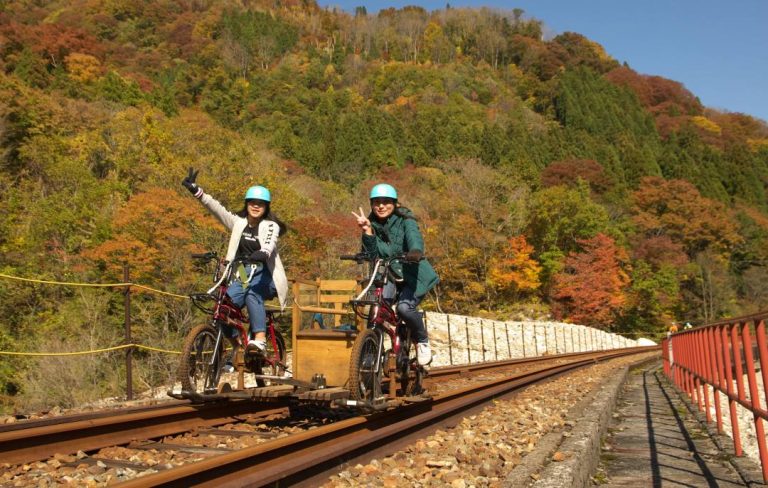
top-left (362, 208), bottom-right (439, 298)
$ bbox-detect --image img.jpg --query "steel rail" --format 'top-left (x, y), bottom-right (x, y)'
top-left (0, 401), bottom-right (289, 466)
top-left (0, 347), bottom-right (644, 466)
top-left (117, 347), bottom-right (658, 487)
top-left (426, 346), bottom-right (654, 379)
top-left (0, 347), bottom-right (657, 470)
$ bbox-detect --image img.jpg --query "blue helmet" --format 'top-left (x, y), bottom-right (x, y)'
top-left (244, 185), bottom-right (271, 202)
top-left (369, 183), bottom-right (398, 200)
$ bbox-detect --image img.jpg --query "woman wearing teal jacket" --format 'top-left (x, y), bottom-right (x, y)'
top-left (352, 183), bottom-right (439, 365)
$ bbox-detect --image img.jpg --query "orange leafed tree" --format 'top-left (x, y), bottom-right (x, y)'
top-left (81, 187), bottom-right (220, 287)
top-left (551, 233), bottom-right (630, 328)
top-left (488, 235), bottom-right (542, 299)
top-left (631, 177), bottom-right (741, 258)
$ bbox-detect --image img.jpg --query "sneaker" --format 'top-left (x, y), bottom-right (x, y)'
top-left (417, 342), bottom-right (432, 366)
top-left (246, 339), bottom-right (266, 355)
top-left (222, 361), bottom-right (235, 374)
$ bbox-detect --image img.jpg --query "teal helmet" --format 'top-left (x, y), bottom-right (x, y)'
top-left (244, 185), bottom-right (271, 202)
top-left (369, 183), bottom-right (398, 200)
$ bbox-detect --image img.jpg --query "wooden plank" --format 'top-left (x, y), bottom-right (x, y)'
top-left (295, 387), bottom-right (350, 402)
top-left (294, 334), bottom-right (355, 386)
top-left (292, 280), bottom-right (301, 379)
top-left (133, 442), bottom-right (232, 454)
top-left (319, 295), bottom-right (353, 304)
top-left (319, 280), bottom-right (358, 291)
top-left (250, 385), bottom-right (295, 398)
top-left (297, 330), bottom-right (357, 339)
top-left (297, 306), bottom-right (352, 315)
top-left (289, 278), bottom-right (318, 287)
top-left (196, 429), bottom-right (279, 438)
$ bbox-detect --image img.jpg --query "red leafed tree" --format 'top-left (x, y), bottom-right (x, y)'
top-left (551, 233), bottom-right (630, 328)
top-left (632, 235), bottom-right (689, 270)
top-left (605, 66), bottom-right (702, 115)
top-left (286, 213), bottom-right (352, 279)
top-left (1, 21), bottom-right (104, 69)
top-left (540, 159), bottom-right (611, 195)
top-left (488, 235), bottom-right (542, 299)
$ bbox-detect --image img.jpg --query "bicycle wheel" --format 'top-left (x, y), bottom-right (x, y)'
top-left (348, 328), bottom-right (383, 403)
top-left (253, 329), bottom-right (287, 387)
top-left (178, 324), bottom-right (224, 394)
top-left (398, 330), bottom-right (424, 396)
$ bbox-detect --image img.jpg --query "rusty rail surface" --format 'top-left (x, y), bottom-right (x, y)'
top-left (0, 400), bottom-right (290, 466)
top-left (0, 347), bottom-right (649, 467)
top-left (116, 347), bottom-right (657, 487)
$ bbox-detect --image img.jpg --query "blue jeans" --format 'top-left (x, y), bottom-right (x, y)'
top-left (226, 264), bottom-right (277, 337)
top-left (384, 282), bottom-right (428, 344)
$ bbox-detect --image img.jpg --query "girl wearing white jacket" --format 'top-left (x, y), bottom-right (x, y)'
top-left (182, 168), bottom-right (288, 355)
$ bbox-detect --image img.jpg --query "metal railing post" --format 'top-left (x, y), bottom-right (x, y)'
top-left (741, 322), bottom-right (768, 482)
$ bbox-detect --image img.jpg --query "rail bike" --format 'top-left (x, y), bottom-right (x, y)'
top-left (170, 251), bottom-right (430, 411)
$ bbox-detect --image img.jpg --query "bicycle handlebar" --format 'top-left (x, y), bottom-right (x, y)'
top-left (191, 251), bottom-right (218, 261)
top-left (340, 253), bottom-right (425, 264)
top-left (192, 252), bottom-right (264, 267)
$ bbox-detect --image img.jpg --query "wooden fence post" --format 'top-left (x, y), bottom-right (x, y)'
top-left (124, 263), bottom-right (133, 401)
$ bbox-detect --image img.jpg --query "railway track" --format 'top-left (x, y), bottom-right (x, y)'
top-left (0, 347), bottom-right (658, 486)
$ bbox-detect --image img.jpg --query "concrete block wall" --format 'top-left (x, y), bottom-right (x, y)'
top-left (425, 312), bottom-right (638, 367)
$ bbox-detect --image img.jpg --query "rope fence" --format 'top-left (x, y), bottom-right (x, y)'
top-left (0, 344), bottom-right (181, 356)
top-left (0, 265), bottom-right (191, 400)
top-left (0, 272), bottom-right (188, 298)
top-left (0, 266), bottom-right (656, 402)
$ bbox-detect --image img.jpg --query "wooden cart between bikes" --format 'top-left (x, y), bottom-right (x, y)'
top-left (170, 253), bottom-right (429, 411)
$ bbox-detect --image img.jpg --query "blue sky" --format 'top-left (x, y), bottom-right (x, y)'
top-left (319, 0), bottom-right (768, 122)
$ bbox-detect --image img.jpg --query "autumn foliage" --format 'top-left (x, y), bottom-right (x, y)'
top-left (551, 234), bottom-right (630, 328)
top-left (1, 0), bottom-right (768, 411)
top-left (488, 235), bottom-right (542, 299)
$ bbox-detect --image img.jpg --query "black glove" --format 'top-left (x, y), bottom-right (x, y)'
top-left (404, 250), bottom-right (423, 263)
top-left (182, 167), bottom-right (200, 196)
top-left (247, 250), bottom-right (269, 263)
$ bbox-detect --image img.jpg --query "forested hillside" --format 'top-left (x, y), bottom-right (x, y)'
top-left (1, 0), bottom-right (768, 411)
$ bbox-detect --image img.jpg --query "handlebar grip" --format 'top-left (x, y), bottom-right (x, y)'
top-left (191, 252), bottom-right (217, 260)
top-left (339, 255), bottom-right (359, 260)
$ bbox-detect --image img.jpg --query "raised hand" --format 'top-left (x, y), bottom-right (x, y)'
top-left (182, 167), bottom-right (201, 196)
top-left (351, 206), bottom-right (373, 235)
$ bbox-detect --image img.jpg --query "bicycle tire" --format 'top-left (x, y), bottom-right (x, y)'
top-left (348, 328), bottom-right (383, 402)
top-left (253, 329), bottom-right (287, 387)
top-left (178, 324), bottom-right (224, 394)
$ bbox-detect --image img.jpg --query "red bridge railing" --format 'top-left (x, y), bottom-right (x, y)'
top-left (662, 313), bottom-right (768, 482)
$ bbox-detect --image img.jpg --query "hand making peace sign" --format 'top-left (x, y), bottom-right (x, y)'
top-left (351, 206), bottom-right (373, 235)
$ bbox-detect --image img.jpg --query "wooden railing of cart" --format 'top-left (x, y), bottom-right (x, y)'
top-left (290, 278), bottom-right (362, 387)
